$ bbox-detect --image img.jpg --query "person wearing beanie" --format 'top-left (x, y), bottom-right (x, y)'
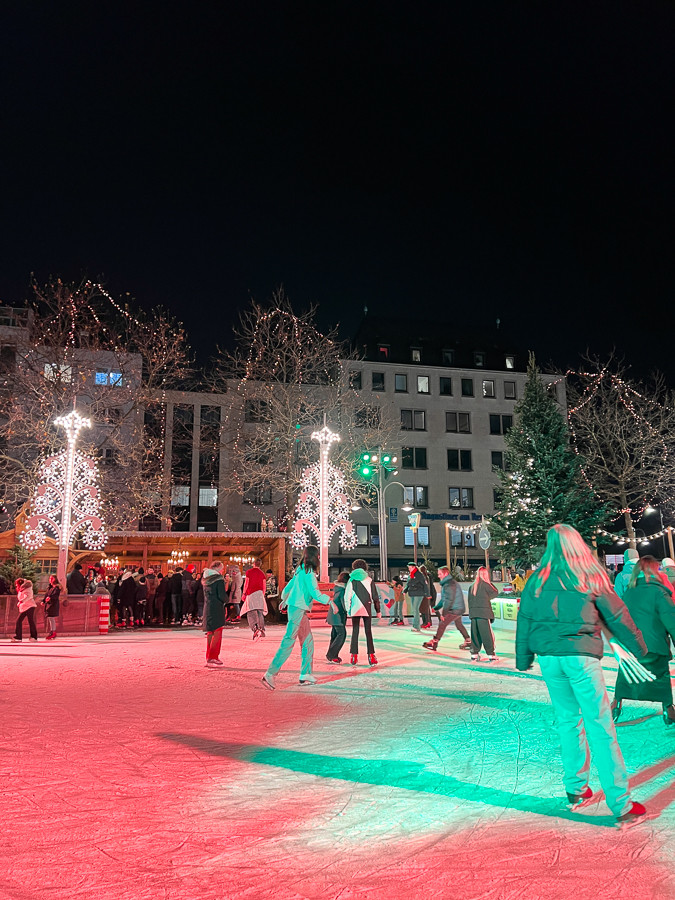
top-left (660, 558), bottom-right (675, 586)
top-left (614, 549), bottom-right (639, 598)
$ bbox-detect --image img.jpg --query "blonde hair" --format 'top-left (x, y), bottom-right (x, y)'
top-left (629, 555), bottom-right (675, 598)
top-left (469, 566), bottom-right (496, 596)
top-left (531, 524), bottom-right (611, 597)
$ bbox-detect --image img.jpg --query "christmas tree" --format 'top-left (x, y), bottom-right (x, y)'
top-left (491, 354), bottom-right (608, 566)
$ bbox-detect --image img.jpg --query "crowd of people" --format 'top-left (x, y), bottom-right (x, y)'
top-left (7, 526), bottom-right (675, 829)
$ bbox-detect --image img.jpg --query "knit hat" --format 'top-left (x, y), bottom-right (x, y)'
top-left (662, 558), bottom-right (675, 567)
top-left (624, 549), bottom-right (639, 563)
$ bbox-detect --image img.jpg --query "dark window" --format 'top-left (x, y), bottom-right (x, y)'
top-left (493, 488), bottom-right (504, 507)
top-left (474, 352), bottom-right (486, 367)
top-left (447, 449), bottom-right (472, 471)
top-left (548, 382), bottom-right (558, 399)
top-left (395, 373), bottom-right (408, 392)
top-left (482, 379), bottom-right (495, 398)
top-left (439, 377), bottom-right (452, 395)
top-left (442, 349), bottom-right (454, 365)
top-left (446, 411), bottom-right (471, 433)
top-left (244, 400), bottom-right (269, 423)
top-left (503, 415), bottom-right (513, 434)
top-left (461, 378), bottom-right (474, 397)
top-left (402, 447), bottom-right (427, 469)
top-left (449, 487), bottom-right (474, 508)
top-left (372, 372), bottom-right (385, 391)
top-left (355, 406), bottom-right (381, 428)
top-left (491, 451), bottom-right (504, 469)
top-left (504, 381), bottom-right (516, 399)
top-left (489, 414), bottom-right (501, 435)
top-left (401, 409), bottom-right (426, 431)
top-left (349, 370), bottom-right (362, 390)
top-left (242, 521), bottom-right (261, 532)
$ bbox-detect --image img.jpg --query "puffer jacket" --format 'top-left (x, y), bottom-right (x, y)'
top-left (203, 568), bottom-right (227, 632)
top-left (614, 558), bottom-right (638, 598)
top-left (404, 568), bottom-right (427, 597)
top-left (516, 573), bottom-right (646, 670)
top-left (437, 575), bottom-right (465, 614)
top-left (468, 581), bottom-right (498, 618)
top-left (622, 575), bottom-right (675, 658)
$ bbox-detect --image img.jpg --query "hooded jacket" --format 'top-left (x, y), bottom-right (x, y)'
top-left (468, 580), bottom-right (498, 618)
top-left (327, 582), bottom-right (347, 626)
top-left (203, 567), bottom-right (227, 632)
top-left (622, 575), bottom-right (675, 658)
top-left (344, 568), bottom-right (381, 618)
top-left (614, 551), bottom-right (639, 598)
top-left (17, 582), bottom-right (36, 612)
top-left (437, 574), bottom-right (465, 614)
top-left (118, 571), bottom-right (138, 604)
top-left (281, 566), bottom-right (329, 612)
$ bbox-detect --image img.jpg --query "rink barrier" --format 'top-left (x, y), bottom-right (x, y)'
top-left (0, 594), bottom-right (103, 637)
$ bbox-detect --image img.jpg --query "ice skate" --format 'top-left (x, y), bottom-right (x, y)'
top-left (616, 801), bottom-right (647, 829)
top-left (368, 653), bottom-right (378, 666)
top-left (350, 654), bottom-right (358, 665)
top-left (205, 659), bottom-right (219, 667)
top-left (611, 699), bottom-right (622, 723)
top-left (326, 657), bottom-right (342, 665)
top-left (487, 654), bottom-right (499, 662)
top-left (663, 704), bottom-right (675, 726)
top-left (422, 639), bottom-right (438, 652)
top-left (410, 627), bottom-right (421, 633)
top-left (299, 674), bottom-right (317, 685)
top-left (10, 637), bottom-right (21, 642)
top-left (253, 629), bottom-right (262, 641)
top-left (458, 640), bottom-right (471, 649)
top-left (261, 674), bottom-right (275, 690)
top-left (470, 653), bottom-right (481, 661)
top-left (566, 786), bottom-right (593, 810)
top-left (29, 637), bottom-right (38, 642)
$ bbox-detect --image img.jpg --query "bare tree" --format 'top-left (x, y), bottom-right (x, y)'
top-left (0, 278), bottom-right (193, 531)
top-left (210, 291), bottom-right (400, 563)
top-left (566, 356), bottom-right (675, 547)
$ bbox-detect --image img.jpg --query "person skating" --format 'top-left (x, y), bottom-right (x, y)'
top-left (387, 576), bottom-right (405, 625)
top-left (611, 555), bottom-right (675, 726)
top-left (467, 567), bottom-right (499, 660)
top-left (419, 564), bottom-right (434, 629)
top-left (614, 548), bottom-right (639, 598)
top-left (423, 566), bottom-right (470, 651)
top-left (404, 562), bottom-right (427, 632)
top-left (241, 559), bottom-right (268, 641)
top-left (262, 546), bottom-right (336, 690)
top-left (11, 578), bottom-right (38, 642)
top-left (344, 559), bottom-right (381, 666)
top-left (42, 575), bottom-right (61, 640)
top-left (203, 561), bottom-right (227, 667)
top-left (326, 572), bottom-right (349, 663)
top-left (516, 524), bottom-right (649, 826)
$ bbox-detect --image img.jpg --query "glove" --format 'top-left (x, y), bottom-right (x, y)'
top-left (609, 641), bottom-right (656, 684)
top-left (433, 603), bottom-right (443, 612)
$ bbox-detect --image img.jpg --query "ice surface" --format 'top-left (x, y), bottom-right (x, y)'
top-left (1, 621), bottom-right (673, 900)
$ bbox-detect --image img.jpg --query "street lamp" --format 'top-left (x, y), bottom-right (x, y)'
top-left (645, 506), bottom-right (670, 558)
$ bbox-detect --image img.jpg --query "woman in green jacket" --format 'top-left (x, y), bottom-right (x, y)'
top-left (612, 555), bottom-right (675, 725)
top-left (516, 524), bottom-right (648, 825)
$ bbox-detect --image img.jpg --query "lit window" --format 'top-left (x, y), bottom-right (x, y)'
top-left (171, 485), bottom-right (190, 506)
top-left (411, 347), bottom-right (421, 362)
top-left (505, 356), bottom-right (515, 369)
top-left (417, 375), bottom-right (430, 394)
top-left (449, 487), bottom-right (474, 508)
top-left (356, 524), bottom-right (369, 546)
top-left (198, 487), bottom-right (218, 507)
top-left (405, 526), bottom-right (429, 547)
top-left (95, 371), bottom-right (108, 385)
top-left (482, 380), bottom-right (495, 398)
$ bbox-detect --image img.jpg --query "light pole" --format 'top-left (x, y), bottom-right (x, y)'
top-left (645, 506), bottom-right (672, 559)
top-left (376, 480), bottom-right (412, 581)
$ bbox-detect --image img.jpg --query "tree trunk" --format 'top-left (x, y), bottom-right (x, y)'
top-left (623, 502), bottom-right (636, 549)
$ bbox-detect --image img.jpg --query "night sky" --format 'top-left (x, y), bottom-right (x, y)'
top-left (1, 2), bottom-right (673, 377)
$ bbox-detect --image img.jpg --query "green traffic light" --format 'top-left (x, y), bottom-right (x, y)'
top-left (362, 466), bottom-right (371, 476)
top-left (362, 453), bottom-right (370, 461)
top-left (383, 455), bottom-right (391, 463)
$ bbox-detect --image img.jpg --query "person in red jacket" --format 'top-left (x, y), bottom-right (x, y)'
top-left (241, 559), bottom-right (268, 640)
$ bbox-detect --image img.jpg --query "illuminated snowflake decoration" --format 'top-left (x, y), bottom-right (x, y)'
top-left (20, 410), bottom-right (107, 553)
top-left (291, 425), bottom-right (357, 563)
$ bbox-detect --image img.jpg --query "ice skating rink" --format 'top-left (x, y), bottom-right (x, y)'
top-left (1, 623), bottom-right (674, 900)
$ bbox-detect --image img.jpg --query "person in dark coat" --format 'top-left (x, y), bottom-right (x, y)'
top-left (419, 564), bottom-right (434, 629)
top-left (611, 555), bottom-right (675, 726)
top-left (516, 524), bottom-right (649, 825)
top-left (181, 566), bottom-right (198, 624)
top-left (66, 563), bottom-right (87, 595)
top-left (203, 561), bottom-right (227, 666)
top-left (168, 567), bottom-right (184, 624)
top-left (154, 573), bottom-right (168, 624)
top-left (423, 566), bottom-right (470, 651)
top-left (135, 576), bottom-right (148, 626)
top-left (467, 566), bottom-right (499, 660)
top-left (404, 563), bottom-right (427, 632)
top-left (117, 570), bottom-right (137, 628)
top-left (42, 575), bottom-right (61, 640)
top-left (326, 572), bottom-right (349, 663)
top-left (194, 573), bottom-right (204, 626)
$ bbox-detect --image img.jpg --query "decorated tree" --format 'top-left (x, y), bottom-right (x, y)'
top-left (566, 357), bottom-right (675, 547)
top-left (0, 277), bottom-right (193, 529)
top-left (491, 355), bottom-right (608, 566)
top-left (210, 290), bottom-right (399, 565)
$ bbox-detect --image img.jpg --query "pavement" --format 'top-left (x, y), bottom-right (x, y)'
top-left (1, 620), bottom-right (674, 900)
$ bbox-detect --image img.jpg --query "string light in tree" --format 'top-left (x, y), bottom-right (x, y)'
top-left (291, 424), bottom-right (357, 582)
top-left (21, 408), bottom-right (107, 587)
